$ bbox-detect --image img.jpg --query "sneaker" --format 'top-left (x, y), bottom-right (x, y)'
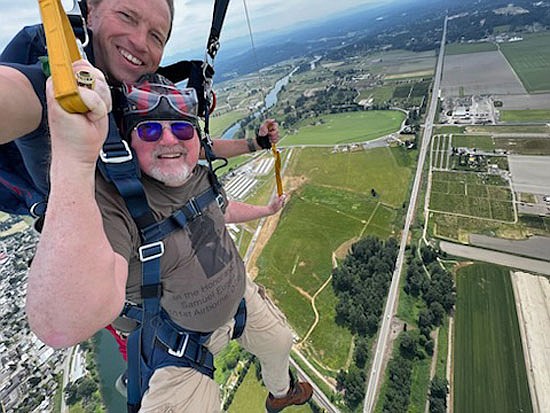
top-left (115, 370), bottom-right (128, 398)
top-left (265, 375), bottom-right (313, 413)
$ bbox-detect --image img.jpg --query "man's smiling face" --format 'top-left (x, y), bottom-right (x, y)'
top-left (87, 0), bottom-right (171, 83)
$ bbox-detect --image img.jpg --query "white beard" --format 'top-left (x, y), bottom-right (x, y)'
top-left (148, 163), bottom-right (193, 187)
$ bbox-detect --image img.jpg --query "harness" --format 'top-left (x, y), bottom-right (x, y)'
top-left (99, 114), bottom-right (246, 412)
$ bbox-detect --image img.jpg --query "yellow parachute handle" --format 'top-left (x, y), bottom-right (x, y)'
top-left (272, 143), bottom-right (283, 196)
top-left (38, 0), bottom-right (89, 113)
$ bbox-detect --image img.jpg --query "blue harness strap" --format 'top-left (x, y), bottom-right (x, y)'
top-left (98, 118), bottom-right (246, 412)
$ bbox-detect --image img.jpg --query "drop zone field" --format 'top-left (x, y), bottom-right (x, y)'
top-left (454, 263), bottom-right (533, 413)
top-left (256, 145), bottom-right (414, 373)
top-left (281, 110), bottom-right (405, 146)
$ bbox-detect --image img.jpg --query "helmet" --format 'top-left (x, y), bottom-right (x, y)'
top-left (113, 73), bottom-right (199, 140)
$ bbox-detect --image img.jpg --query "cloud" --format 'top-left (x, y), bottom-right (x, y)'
top-left (0, 0), bottom-right (385, 59)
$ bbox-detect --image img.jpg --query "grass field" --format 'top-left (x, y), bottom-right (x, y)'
top-left (209, 110), bottom-right (248, 137)
top-left (288, 146), bottom-right (414, 208)
top-left (429, 171), bottom-right (514, 222)
top-left (228, 363), bottom-right (313, 413)
top-left (454, 264), bottom-right (533, 413)
top-left (445, 42), bottom-right (497, 55)
top-left (500, 33), bottom-right (550, 92)
top-left (451, 134), bottom-right (495, 151)
top-left (500, 109), bottom-right (550, 122)
top-left (255, 146), bottom-right (413, 372)
top-left (493, 137), bottom-right (550, 155)
top-left (281, 111), bottom-right (405, 146)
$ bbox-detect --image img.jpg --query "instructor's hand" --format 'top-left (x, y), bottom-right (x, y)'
top-left (46, 60), bottom-right (112, 166)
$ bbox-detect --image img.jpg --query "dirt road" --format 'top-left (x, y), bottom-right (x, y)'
top-left (511, 272), bottom-right (550, 413)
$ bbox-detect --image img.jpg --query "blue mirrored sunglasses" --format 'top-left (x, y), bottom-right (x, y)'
top-left (135, 121), bottom-right (196, 142)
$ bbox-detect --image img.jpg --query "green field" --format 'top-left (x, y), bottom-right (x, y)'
top-left (228, 363), bottom-right (313, 413)
top-left (256, 146), bottom-right (413, 372)
top-left (500, 33), bottom-right (550, 92)
top-left (454, 264), bottom-right (533, 413)
top-left (451, 134), bottom-right (495, 151)
top-left (493, 137), bottom-right (550, 155)
top-left (445, 42), bottom-right (497, 55)
top-left (430, 171), bottom-right (514, 222)
top-left (500, 109), bottom-right (550, 122)
top-left (281, 111), bottom-right (405, 146)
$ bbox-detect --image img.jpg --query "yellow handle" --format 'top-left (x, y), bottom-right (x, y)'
top-left (272, 144), bottom-right (283, 197)
top-left (38, 0), bottom-right (89, 113)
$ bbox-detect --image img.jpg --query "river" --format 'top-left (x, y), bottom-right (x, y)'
top-left (94, 329), bottom-right (127, 412)
top-left (221, 66), bottom-right (300, 140)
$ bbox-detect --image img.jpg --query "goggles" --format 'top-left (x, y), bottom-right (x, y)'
top-left (135, 120), bottom-right (196, 142)
top-left (122, 82), bottom-right (199, 119)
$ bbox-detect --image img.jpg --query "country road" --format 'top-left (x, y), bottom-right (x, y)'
top-left (363, 14), bottom-right (449, 413)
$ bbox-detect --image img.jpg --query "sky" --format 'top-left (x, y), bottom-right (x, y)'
top-left (0, 0), bottom-right (388, 63)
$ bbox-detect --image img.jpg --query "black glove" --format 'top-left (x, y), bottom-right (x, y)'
top-left (256, 133), bottom-right (272, 149)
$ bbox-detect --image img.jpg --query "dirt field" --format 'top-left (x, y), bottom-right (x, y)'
top-left (511, 271), bottom-right (550, 413)
top-left (495, 93), bottom-right (550, 110)
top-left (441, 51), bottom-right (526, 96)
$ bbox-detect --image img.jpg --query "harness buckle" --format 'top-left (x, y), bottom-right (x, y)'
top-left (167, 333), bottom-right (190, 358)
top-left (188, 198), bottom-right (202, 218)
top-left (100, 140), bottom-right (133, 164)
top-left (138, 241), bottom-right (165, 262)
top-left (215, 193), bottom-right (225, 209)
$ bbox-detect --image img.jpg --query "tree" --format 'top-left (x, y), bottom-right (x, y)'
top-left (399, 332), bottom-right (418, 360)
top-left (354, 337), bottom-right (369, 368)
top-left (429, 301), bottom-right (445, 326)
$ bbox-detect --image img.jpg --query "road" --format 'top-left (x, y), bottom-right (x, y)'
top-left (439, 241), bottom-right (550, 275)
top-left (61, 348), bottom-right (72, 413)
top-left (363, 15), bottom-right (449, 413)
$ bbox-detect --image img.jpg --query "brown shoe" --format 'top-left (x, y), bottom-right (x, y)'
top-left (265, 376), bottom-right (313, 413)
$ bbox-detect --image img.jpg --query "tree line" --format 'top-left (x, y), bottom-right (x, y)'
top-left (332, 236), bottom-right (399, 410)
top-left (379, 245), bottom-right (454, 412)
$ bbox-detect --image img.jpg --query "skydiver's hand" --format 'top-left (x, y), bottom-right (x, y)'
top-left (267, 193), bottom-right (287, 215)
top-left (46, 60), bottom-right (112, 167)
top-left (257, 119), bottom-right (280, 149)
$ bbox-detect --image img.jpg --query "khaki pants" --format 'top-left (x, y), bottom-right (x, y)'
top-left (139, 277), bottom-right (294, 412)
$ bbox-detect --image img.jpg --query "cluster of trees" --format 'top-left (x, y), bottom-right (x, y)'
top-left (380, 245), bottom-right (455, 412)
top-left (381, 351), bottom-right (413, 413)
top-left (65, 376), bottom-right (98, 406)
top-left (429, 376), bottom-right (449, 413)
top-left (333, 236), bottom-right (398, 337)
top-left (333, 236), bottom-right (398, 409)
top-left (405, 246), bottom-right (455, 337)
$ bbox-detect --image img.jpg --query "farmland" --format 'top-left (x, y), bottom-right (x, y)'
top-left (500, 33), bottom-right (550, 93)
top-left (429, 171), bottom-right (514, 222)
top-left (445, 42), bottom-right (497, 55)
top-left (441, 51), bottom-right (525, 96)
top-left (500, 109), bottom-right (550, 122)
top-left (454, 264), bottom-right (533, 413)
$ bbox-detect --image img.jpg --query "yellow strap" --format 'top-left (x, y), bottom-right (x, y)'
top-left (38, 0), bottom-right (89, 113)
top-left (271, 144), bottom-right (283, 196)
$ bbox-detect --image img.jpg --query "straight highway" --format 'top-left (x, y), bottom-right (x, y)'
top-left (363, 14), bottom-right (449, 413)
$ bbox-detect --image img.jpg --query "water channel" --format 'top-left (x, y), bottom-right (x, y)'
top-left (94, 329), bottom-right (127, 412)
top-left (221, 66), bottom-right (300, 140)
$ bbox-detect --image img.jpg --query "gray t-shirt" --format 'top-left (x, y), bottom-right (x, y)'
top-left (95, 165), bottom-right (246, 333)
